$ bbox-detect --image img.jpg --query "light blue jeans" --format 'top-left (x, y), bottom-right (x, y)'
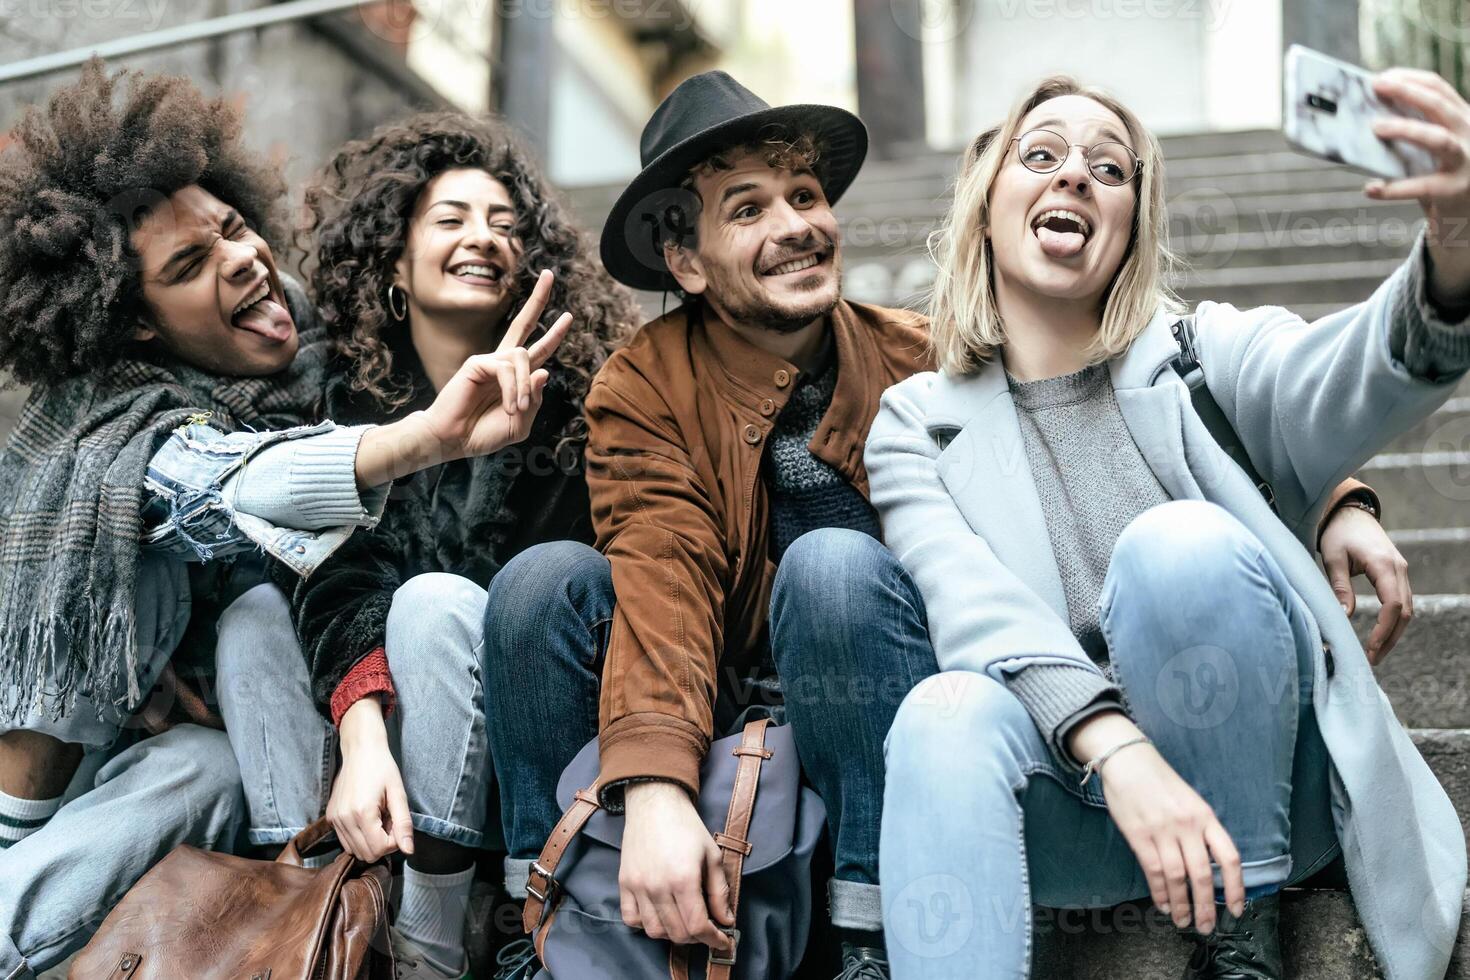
top-left (0, 557), bottom-right (245, 980)
top-left (215, 574), bottom-right (491, 849)
top-left (880, 501), bottom-right (1339, 979)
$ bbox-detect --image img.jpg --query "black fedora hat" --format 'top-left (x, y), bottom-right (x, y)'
top-left (600, 70), bottom-right (868, 292)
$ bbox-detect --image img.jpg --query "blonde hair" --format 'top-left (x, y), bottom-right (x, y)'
top-left (927, 75), bottom-right (1182, 375)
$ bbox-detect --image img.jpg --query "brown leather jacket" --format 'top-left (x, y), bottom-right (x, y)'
top-left (585, 298), bottom-right (1377, 799)
top-left (585, 299), bottom-right (932, 796)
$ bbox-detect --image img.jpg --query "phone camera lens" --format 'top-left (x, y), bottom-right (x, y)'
top-left (1306, 93), bottom-right (1339, 114)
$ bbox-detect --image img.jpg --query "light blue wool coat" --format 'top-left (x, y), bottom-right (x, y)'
top-left (866, 248), bottom-right (1468, 980)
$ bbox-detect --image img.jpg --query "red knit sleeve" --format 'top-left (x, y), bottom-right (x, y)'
top-left (330, 647), bottom-right (397, 728)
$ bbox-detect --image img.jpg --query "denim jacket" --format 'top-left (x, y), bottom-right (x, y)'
top-left (142, 418), bottom-right (388, 577)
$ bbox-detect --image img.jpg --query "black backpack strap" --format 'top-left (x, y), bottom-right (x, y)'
top-left (1169, 315), bottom-right (1278, 514)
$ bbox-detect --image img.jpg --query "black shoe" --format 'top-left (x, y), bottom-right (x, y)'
top-left (1182, 894), bottom-right (1283, 980)
top-left (491, 938), bottom-right (540, 980)
top-left (836, 943), bottom-right (890, 980)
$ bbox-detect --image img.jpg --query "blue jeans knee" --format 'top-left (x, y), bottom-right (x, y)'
top-left (484, 541), bottom-right (610, 661)
top-left (770, 528), bottom-right (925, 675)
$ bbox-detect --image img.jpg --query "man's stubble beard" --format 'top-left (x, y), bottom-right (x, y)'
top-left (702, 249), bottom-right (843, 335)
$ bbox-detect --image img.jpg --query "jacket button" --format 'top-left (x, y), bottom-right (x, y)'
top-left (759, 398), bottom-right (776, 416)
top-left (294, 545), bottom-right (307, 555)
top-left (774, 369), bottom-right (791, 388)
top-left (743, 424), bottom-right (762, 445)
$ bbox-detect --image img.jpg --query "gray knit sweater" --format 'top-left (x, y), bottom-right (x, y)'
top-left (1002, 365), bottom-right (1166, 765)
top-left (765, 345), bottom-right (881, 561)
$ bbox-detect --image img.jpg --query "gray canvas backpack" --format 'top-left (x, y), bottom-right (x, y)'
top-left (522, 718), bottom-right (827, 979)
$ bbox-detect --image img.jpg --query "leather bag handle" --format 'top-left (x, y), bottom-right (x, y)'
top-left (276, 817), bottom-right (339, 868)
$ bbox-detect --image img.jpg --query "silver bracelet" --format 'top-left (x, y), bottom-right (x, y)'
top-left (1079, 735), bottom-right (1152, 789)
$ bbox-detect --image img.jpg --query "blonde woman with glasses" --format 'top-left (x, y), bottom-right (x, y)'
top-left (866, 73), bottom-right (1470, 979)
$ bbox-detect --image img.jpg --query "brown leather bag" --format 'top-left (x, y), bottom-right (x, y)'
top-left (69, 819), bottom-right (393, 979)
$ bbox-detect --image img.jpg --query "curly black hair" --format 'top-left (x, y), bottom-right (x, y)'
top-left (302, 111), bottom-right (639, 434)
top-left (0, 58), bottom-right (286, 387)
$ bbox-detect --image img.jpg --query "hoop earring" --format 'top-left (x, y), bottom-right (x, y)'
top-left (388, 284), bottom-right (409, 322)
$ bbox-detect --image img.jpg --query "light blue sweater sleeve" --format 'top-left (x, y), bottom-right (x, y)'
top-left (224, 423), bottom-right (387, 530)
top-left (141, 421), bottom-right (388, 571)
top-left (1195, 237), bottom-right (1468, 534)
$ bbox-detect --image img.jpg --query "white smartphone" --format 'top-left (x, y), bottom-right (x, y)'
top-left (1283, 44), bottom-right (1437, 180)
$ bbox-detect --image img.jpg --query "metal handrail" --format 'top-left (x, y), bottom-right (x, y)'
top-left (0, 0), bottom-right (372, 85)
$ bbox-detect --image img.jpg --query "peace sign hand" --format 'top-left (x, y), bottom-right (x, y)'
top-left (421, 269), bottom-right (574, 460)
top-left (1366, 68), bottom-right (1470, 307)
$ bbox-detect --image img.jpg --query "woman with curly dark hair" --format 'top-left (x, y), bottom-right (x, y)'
top-left (214, 111), bottom-right (639, 979)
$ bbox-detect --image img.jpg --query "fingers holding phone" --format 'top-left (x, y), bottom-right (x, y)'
top-left (1363, 69), bottom-right (1470, 302)
top-left (1284, 47), bottom-right (1470, 305)
top-left (1365, 70), bottom-right (1470, 200)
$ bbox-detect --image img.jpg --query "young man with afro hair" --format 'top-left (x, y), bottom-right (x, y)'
top-left (0, 60), bottom-right (566, 975)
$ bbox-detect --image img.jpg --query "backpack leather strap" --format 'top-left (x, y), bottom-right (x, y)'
top-left (522, 786), bottom-right (601, 933)
top-left (669, 718), bottom-right (773, 980)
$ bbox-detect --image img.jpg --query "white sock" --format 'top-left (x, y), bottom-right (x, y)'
top-left (0, 788), bottom-right (61, 849)
top-left (396, 864), bottom-right (475, 976)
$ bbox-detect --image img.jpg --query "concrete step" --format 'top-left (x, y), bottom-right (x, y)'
top-left (1155, 129), bottom-right (1296, 160)
top-left (1415, 728), bottom-right (1470, 839)
top-left (1394, 529), bottom-right (1470, 597)
top-left (1363, 595), bottom-right (1470, 728)
top-left (1181, 257), bottom-right (1403, 288)
top-left (1358, 450), bottom-right (1470, 531)
top-left (1033, 887), bottom-right (1470, 979)
top-left (1387, 395), bottom-right (1470, 457)
top-left (1169, 224), bottom-right (1421, 272)
top-left (1165, 169), bottom-right (1372, 203)
top-left (1164, 149), bottom-right (1375, 185)
top-left (1180, 279), bottom-right (1379, 310)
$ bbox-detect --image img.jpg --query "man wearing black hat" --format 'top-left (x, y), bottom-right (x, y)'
top-left (482, 71), bottom-right (937, 979)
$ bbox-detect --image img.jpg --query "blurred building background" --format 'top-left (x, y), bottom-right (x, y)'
top-left (0, 0), bottom-right (1409, 193)
top-left (0, 0), bottom-right (1456, 407)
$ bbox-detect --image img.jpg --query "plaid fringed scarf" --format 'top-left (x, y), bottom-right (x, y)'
top-left (0, 282), bottom-right (328, 723)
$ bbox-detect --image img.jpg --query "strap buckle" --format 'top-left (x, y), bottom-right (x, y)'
top-left (525, 860), bottom-right (559, 905)
top-left (1257, 480), bottom-right (1277, 511)
top-left (709, 927), bottom-right (740, 966)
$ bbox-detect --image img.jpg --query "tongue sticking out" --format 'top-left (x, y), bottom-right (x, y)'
top-left (232, 298), bottom-right (295, 343)
top-left (1036, 225), bottom-right (1087, 259)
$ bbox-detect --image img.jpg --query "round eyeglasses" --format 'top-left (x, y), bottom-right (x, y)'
top-left (1010, 129), bottom-right (1140, 186)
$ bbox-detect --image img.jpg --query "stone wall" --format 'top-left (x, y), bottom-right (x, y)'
top-left (0, 0), bottom-right (429, 189)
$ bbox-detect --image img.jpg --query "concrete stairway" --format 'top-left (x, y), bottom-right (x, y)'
top-left (563, 129), bottom-right (1470, 978)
